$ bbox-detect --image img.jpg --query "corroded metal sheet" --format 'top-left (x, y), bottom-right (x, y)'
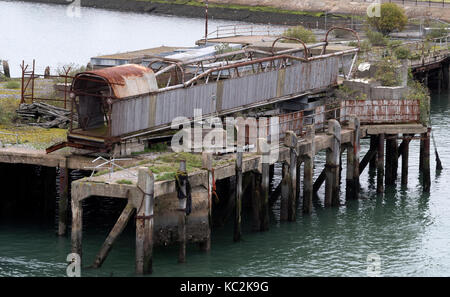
top-left (341, 99), bottom-right (420, 124)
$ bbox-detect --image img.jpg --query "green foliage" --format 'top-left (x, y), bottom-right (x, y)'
top-left (394, 47), bottom-right (411, 60)
top-left (0, 98), bottom-right (20, 125)
top-left (367, 3), bottom-right (407, 35)
top-left (282, 25), bottom-right (317, 43)
top-left (4, 81), bottom-right (20, 89)
top-left (54, 63), bottom-right (87, 83)
top-left (333, 29), bottom-right (353, 39)
top-left (131, 142), bottom-right (169, 155)
top-left (214, 43), bottom-right (237, 55)
top-left (116, 179), bottom-right (133, 185)
top-left (375, 56), bottom-right (401, 87)
top-left (406, 80), bottom-right (430, 126)
top-left (360, 40), bottom-right (371, 52)
top-left (336, 84), bottom-right (368, 101)
top-left (366, 29), bottom-right (388, 46)
top-left (426, 23), bottom-right (450, 39)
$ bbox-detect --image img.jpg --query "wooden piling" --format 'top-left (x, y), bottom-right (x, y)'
top-left (325, 120), bottom-right (341, 207)
top-left (200, 153), bottom-right (213, 251)
top-left (377, 134), bottom-right (385, 194)
top-left (346, 117), bottom-right (360, 200)
top-left (258, 138), bottom-right (270, 231)
top-left (57, 159), bottom-right (69, 236)
top-left (401, 134), bottom-right (410, 186)
top-left (178, 161), bottom-right (187, 263)
top-left (285, 131), bottom-right (298, 221)
top-left (303, 125), bottom-right (315, 214)
top-left (93, 200), bottom-right (135, 268)
top-left (369, 135), bottom-right (377, 171)
top-left (136, 167), bottom-right (155, 275)
top-left (423, 128), bottom-right (431, 192)
top-left (234, 151), bottom-right (243, 242)
top-left (280, 162), bottom-right (289, 222)
top-left (385, 135), bottom-right (398, 186)
top-left (71, 198), bottom-right (83, 259)
top-left (251, 171), bottom-right (262, 231)
top-left (2, 60), bottom-right (10, 78)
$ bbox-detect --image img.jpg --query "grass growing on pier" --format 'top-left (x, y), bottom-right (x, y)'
top-left (0, 125), bottom-right (67, 149)
top-left (148, 152), bottom-right (203, 181)
top-left (116, 179), bottom-right (133, 185)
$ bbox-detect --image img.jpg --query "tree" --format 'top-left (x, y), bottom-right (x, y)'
top-left (367, 3), bottom-right (407, 35)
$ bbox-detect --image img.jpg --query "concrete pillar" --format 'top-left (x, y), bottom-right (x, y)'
top-left (177, 161), bottom-right (187, 264)
top-left (377, 134), bottom-right (385, 194)
top-left (325, 120), bottom-right (341, 207)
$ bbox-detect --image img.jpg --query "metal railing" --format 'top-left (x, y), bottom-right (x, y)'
top-left (386, 0), bottom-right (450, 7)
top-left (205, 24), bottom-right (286, 39)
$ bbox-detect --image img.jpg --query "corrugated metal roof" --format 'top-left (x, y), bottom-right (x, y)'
top-left (75, 64), bottom-right (158, 99)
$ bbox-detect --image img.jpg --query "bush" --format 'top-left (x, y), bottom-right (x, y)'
top-left (0, 98), bottom-right (20, 125)
top-left (426, 24), bottom-right (449, 40)
top-left (333, 29), bottom-right (353, 39)
top-left (394, 47), bottom-right (411, 60)
top-left (5, 81), bottom-right (20, 89)
top-left (375, 56), bottom-right (401, 87)
top-left (366, 29), bottom-right (387, 46)
top-left (282, 25), bottom-right (317, 43)
top-left (367, 3), bottom-right (407, 35)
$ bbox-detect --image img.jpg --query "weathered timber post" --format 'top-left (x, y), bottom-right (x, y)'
top-left (325, 120), bottom-right (341, 207)
top-left (346, 117), bottom-right (360, 200)
top-left (201, 152), bottom-right (212, 251)
top-left (178, 160), bottom-right (187, 263)
top-left (423, 128), bottom-right (431, 192)
top-left (136, 167), bottom-right (155, 275)
top-left (401, 134), bottom-right (411, 186)
top-left (93, 198), bottom-right (135, 268)
top-left (71, 195), bottom-right (83, 259)
top-left (252, 171), bottom-right (262, 231)
top-left (420, 133), bottom-right (425, 173)
top-left (280, 162), bottom-right (289, 222)
top-left (2, 60), bottom-right (10, 78)
top-left (234, 151), bottom-right (243, 242)
top-left (57, 158), bottom-right (69, 236)
top-left (369, 135), bottom-right (377, 171)
top-left (285, 131), bottom-right (298, 221)
top-left (377, 134), bottom-right (385, 194)
top-left (44, 66), bottom-right (50, 79)
top-left (303, 125), bottom-right (315, 214)
top-left (258, 138), bottom-right (270, 231)
top-left (385, 135), bottom-right (398, 186)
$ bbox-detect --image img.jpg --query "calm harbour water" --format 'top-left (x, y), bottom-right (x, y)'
top-left (0, 0), bottom-right (277, 77)
top-left (1, 1), bottom-right (450, 278)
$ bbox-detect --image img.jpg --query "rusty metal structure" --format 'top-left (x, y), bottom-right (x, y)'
top-left (46, 28), bottom-right (365, 153)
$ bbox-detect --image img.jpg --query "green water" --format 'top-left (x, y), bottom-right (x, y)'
top-left (1, 90), bottom-right (450, 277)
